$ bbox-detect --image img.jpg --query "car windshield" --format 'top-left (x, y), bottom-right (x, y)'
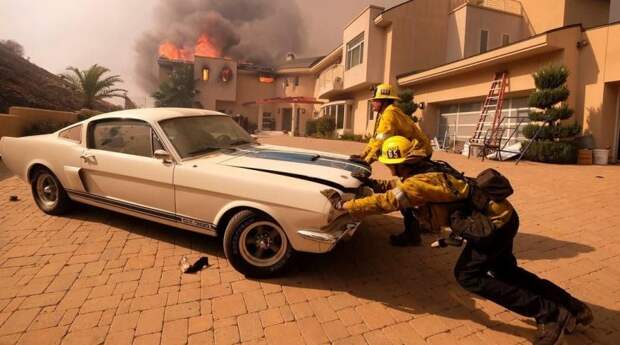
top-left (159, 115), bottom-right (254, 159)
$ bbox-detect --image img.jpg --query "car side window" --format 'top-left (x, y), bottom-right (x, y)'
top-left (59, 124), bottom-right (83, 143)
top-left (88, 119), bottom-right (155, 157)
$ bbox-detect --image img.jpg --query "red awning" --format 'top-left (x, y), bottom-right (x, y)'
top-left (243, 97), bottom-right (325, 106)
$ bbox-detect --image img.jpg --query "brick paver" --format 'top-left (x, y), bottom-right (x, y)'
top-left (0, 136), bottom-right (619, 344)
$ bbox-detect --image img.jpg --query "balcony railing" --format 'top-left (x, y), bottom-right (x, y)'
top-left (451, 0), bottom-right (522, 16)
top-left (317, 64), bottom-right (344, 98)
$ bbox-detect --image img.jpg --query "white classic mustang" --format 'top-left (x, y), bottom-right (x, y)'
top-left (0, 108), bottom-right (369, 277)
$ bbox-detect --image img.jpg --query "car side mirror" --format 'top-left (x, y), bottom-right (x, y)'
top-left (154, 149), bottom-right (172, 163)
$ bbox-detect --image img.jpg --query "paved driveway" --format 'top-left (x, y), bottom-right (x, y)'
top-left (0, 136), bottom-right (618, 345)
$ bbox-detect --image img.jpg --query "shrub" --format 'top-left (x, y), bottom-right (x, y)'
top-left (305, 118), bottom-right (318, 136)
top-left (395, 89), bottom-right (418, 116)
top-left (522, 140), bottom-right (577, 164)
top-left (533, 65), bottom-right (568, 90)
top-left (339, 134), bottom-right (368, 142)
top-left (316, 116), bottom-right (336, 136)
top-left (528, 87), bottom-right (570, 109)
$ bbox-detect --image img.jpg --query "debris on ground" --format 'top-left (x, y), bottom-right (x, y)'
top-left (595, 176), bottom-right (604, 179)
top-left (9, 195), bottom-right (18, 201)
top-left (179, 256), bottom-right (210, 274)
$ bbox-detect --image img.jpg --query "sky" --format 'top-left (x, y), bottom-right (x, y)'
top-left (0, 0), bottom-right (402, 107)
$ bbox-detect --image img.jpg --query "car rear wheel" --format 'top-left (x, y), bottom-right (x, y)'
top-left (31, 168), bottom-right (72, 215)
top-left (223, 210), bottom-right (296, 278)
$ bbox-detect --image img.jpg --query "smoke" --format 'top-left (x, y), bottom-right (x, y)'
top-left (135, 0), bottom-right (306, 92)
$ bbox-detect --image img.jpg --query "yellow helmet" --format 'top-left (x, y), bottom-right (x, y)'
top-left (379, 136), bottom-right (411, 164)
top-left (371, 83), bottom-right (400, 101)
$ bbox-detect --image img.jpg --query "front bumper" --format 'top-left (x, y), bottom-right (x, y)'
top-left (297, 220), bottom-right (361, 252)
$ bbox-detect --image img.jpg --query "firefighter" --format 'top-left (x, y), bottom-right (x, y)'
top-left (350, 83), bottom-right (433, 247)
top-left (325, 136), bottom-right (593, 345)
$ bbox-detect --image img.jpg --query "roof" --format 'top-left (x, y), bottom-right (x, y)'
top-left (275, 56), bottom-right (325, 70)
top-left (88, 108), bottom-right (225, 123)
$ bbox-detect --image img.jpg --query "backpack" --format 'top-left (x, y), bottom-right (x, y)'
top-left (473, 169), bottom-right (514, 202)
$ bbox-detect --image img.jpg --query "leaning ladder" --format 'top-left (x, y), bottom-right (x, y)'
top-left (468, 72), bottom-right (509, 159)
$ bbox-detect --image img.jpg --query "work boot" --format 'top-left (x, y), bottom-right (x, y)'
top-left (534, 307), bottom-right (575, 345)
top-left (566, 300), bottom-right (594, 333)
top-left (389, 231), bottom-right (422, 247)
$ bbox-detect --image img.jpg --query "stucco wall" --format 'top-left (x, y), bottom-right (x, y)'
top-left (564, 0), bottom-right (610, 28)
top-left (216, 72), bottom-right (277, 127)
top-left (0, 107), bottom-right (77, 139)
top-left (194, 57), bottom-right (238, 110)
top-left (462, 6), bottom-right (526, 58)
top-left (343, 6), bottom-right (385, 90)
top-left (446, 6), bottom-right (468, 62)
top-left (519, 0), bottom-right (566, 34)
top-left (611, 0), bottom-right (620, 22)
top-left (577, 23), bottom-right (620, 150)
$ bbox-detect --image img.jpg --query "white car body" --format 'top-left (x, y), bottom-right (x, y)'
top-left (0, 108), bottom-right (368, 258)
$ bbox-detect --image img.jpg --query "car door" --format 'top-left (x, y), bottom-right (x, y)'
top-left (80, 118), bottom-right (175, 213)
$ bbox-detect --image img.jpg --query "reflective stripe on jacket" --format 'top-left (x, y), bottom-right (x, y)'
top-left (343, 172), bottom-right (515, 232)
top-left (361, 104), bottom-right (433, 164)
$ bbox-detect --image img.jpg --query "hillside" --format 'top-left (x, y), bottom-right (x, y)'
top-left (0, 43), bottom-right (116, 113)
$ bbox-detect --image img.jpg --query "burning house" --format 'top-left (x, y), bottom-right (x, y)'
top-left (157, 40), bottom-right (325, 136)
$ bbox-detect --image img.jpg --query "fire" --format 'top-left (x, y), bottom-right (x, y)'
top-left (159, 34), bottom-right (221, 61)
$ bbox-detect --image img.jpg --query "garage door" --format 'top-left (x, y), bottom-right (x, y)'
top-left (437, 97), bottom-right (531, 150)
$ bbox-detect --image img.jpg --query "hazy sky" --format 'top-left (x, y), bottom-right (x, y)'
top-left (1, 0), bottom-right (402, 107)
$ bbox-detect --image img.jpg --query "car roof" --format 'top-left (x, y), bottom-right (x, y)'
top-left (87, 108), bottom-right (227, 123)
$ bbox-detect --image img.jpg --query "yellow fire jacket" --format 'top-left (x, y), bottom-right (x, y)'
top-left (343, 172), bottom-right (514, 231)
top-left (361, 104), bottom-right (433, 164)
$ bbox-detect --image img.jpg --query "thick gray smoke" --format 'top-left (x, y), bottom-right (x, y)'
top-left (135, 0), bottom-right (306, 92)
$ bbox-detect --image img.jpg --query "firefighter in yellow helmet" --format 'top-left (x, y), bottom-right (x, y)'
top-left (325, 136), bottom-right (593, 345)
top-left (350, 83), bottom-right (433, 246)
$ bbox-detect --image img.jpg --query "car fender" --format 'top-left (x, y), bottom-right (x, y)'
top-left (214, 199), bottom-right (322, 252)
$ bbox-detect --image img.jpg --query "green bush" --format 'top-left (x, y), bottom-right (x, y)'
top-left (556, 122), bottom-right (581, 139)
top-left (23, 121), bottom-right (75, 136)
top-left (315, 116), bottom-right (336, 137)
top-left (529, 104), bottom-right (573, 122)
top-left (339, 134), bottom-right (368, 142)
top-left (533, 65), bottom-right (569, 90)
top-left (528, 86), bottom-right (570, 109)
top-left (395, 89), bottom-right (418, 116)
top-left (522, 124), bottom-right (554, 140)
top-left (521, 140), bottom-right (577, 164)
top-left (305, 119), bottom-right (318, 136)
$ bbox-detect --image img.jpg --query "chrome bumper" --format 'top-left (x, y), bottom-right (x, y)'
top-left (297, 221), bottom-right (361, 252)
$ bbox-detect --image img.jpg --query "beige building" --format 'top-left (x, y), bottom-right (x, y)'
top-left (158, 0), bottom-right (620, 162)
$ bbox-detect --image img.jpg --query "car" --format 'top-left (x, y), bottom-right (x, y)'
top-left (0, 108), bottom-right (370, 277)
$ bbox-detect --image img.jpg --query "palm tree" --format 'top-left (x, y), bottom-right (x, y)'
top-left (60, 64), bottom-right (127, 109)
top-left (152, 64), bottom-right (198, 108)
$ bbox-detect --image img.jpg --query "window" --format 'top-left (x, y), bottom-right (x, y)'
top-left (502, 34), bottom-right (510, 46)
top-left (59, 124), bottom-right (82, 143)
top-left (336, 104), bottom-right (345, 129)
top-left (480, 30), bottom-right (489, 53)
top-left (346, 33), bottom-right (364, 70)
top-left (202, 67), bottom-right (209, 81)
top-left (88, 119), bottom-right (155, 157)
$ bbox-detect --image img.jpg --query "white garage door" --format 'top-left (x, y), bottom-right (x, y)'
top-left (437, 97), bottom-right (531, 150)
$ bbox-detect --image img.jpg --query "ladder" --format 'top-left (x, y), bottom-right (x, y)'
top-left (468, 72), bottom-right (509, 159)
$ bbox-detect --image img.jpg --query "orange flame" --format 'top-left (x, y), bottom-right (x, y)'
top-left (159, 34), bottom-right (221, 61)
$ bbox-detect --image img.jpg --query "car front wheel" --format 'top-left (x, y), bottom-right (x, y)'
top-left (223, 210), bottom-right (296, 278)
top-left (31, 168), bottom-right (72, 215)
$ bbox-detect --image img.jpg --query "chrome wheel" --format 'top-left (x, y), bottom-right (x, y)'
top-left (238, 221), bottom-right (288, 268)
top-left (35, 172), bottom-right (59, 210)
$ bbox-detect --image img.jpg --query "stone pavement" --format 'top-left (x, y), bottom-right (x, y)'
top-left (0, 136), bottom-right (619, 345)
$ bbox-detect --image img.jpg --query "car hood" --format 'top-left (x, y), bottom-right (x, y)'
top-left (209, 144), bottom-right (369, 190)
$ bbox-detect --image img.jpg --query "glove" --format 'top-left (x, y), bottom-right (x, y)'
top-left (351, 169), bottom-right (371, 184)
top-left (321, 189), bottom-right (344, 210)
top-left (349, 155), bottom-right (370, 167)
top-left (431, 227), bottom-right (464, 248)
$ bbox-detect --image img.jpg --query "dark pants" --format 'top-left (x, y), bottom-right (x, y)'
top-left (401, 208), bottom-right (421, 238)
top-left (454, 213), bottom-right (580, 323)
